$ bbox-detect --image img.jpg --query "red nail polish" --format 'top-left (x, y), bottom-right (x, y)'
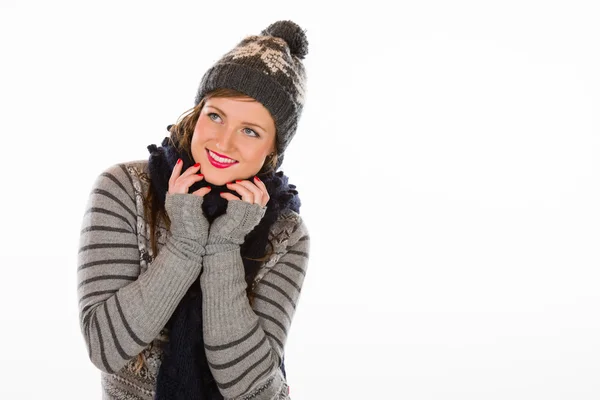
top-left (193, 163), bottom-right (200, 167)
top-left (197, 174), bottom-right (204, 177)
top-left (177, 158), bottom-right (182, 164)
top-left (254, 176), bottom-right (261, 182)
top-left (236, 180), bottom-right (242, 183)
top-left (206, 186), bottom-right (211, 190)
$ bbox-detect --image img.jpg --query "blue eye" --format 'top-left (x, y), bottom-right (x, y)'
top-left (208, 112), bottom-right (222, 122)
top-left (243, 127), bottom-right (259, 137)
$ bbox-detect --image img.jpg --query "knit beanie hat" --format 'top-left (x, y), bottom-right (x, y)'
top-left (194, 20), bottom-right (308, 171)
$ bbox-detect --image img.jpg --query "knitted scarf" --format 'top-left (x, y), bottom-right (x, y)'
top-left (147, 132), bottom-right (301, 399)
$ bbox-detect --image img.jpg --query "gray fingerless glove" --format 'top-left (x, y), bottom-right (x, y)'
top-left (207, 200), bottom-right (267, 246)
top-left (165, 193), bottom-right (210, 245)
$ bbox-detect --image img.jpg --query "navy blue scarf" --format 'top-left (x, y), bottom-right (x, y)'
top-left (147, 133), bottom-right (300, 399)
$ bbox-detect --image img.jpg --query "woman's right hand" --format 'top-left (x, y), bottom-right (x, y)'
top-left (165, 159), bottom-right (211, 244)
top-left (168, 159), bottom-right (212, 196)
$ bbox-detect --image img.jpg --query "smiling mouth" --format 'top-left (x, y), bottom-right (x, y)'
top-left (206, 149), bottom-right (238, 167)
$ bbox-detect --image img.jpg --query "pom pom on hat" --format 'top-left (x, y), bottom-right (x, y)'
top-left (261, 20), bottom-right (309, 60)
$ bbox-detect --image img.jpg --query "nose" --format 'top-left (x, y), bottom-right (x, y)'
top-left (215, 127), bottom-right (235, 152)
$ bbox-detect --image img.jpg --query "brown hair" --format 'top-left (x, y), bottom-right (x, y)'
top-left (134, 88), bottom-right (279, 373)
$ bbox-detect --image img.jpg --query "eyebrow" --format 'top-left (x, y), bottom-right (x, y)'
top-left (205, 105), bottom-right (268, 132)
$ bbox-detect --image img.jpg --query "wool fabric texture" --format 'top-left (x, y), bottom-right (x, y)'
top-left (194, 20), bottom-right (308, 171)
top-left (77, 159), bottom-right (309, 399)
top-left (148, 133), bottom-right (301, 399)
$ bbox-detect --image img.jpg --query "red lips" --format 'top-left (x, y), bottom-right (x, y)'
top-left (206, 149), bottom-right (238, 169)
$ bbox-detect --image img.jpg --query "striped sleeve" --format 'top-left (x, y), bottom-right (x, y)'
top-left (200, 215), bottom-right (310, 399)
top-left (77, 163), bottom-right (205, 374)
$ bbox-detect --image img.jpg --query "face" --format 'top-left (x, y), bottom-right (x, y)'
top-left (191, 96), bottom-right (277, 186)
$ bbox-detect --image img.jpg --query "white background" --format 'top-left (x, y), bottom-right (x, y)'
top-left (1, 0), bottom-right (599, 398)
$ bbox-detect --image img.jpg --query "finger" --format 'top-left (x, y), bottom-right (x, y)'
top-left (220, 192), bottom-right (241, 201)
top-left (192, 185), bottom-right (211, 197)
top-left (180, 162), bottom-right (202, 178)
top-left (226, 181), bottom-right (255, 204)
top-left (168, 158), bottom-right (183, 189)
top-left (252, 176), bottom-right (267, 191)
top-left (252, 176), bottom-right (270, 206)
top-left (170, 167), bottom-right (204, 195)
top-left (180, 173), bottom-right (205, 188)
top-left (172, 173), bottom-right (205, 194)
top-left (235, 179), bottom-right (266, 206)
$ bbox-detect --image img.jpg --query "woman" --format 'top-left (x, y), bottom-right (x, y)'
top-left (77, 20), bottom-right (310, 400)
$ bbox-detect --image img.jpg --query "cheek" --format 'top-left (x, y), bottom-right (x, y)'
top-left (191, 119), bottom-right (210, 143)
top-left (190, 132), bottom-right (199, 150)
top-left (190, 125), bottom-right (208, 156)
top-left (247, 148), bottom-right (271, 163)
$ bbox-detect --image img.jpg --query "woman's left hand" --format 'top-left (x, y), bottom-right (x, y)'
top-left (221, 176), bottom-right (270, 207)
top-left (208, 176), bottom-right (268, 247)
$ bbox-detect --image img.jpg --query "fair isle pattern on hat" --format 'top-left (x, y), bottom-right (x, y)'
top-left (195, 20), bottom-right (308, 171)
top-left (223, 35), bottom-right (306, 105)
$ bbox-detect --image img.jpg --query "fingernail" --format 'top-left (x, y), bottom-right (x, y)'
top-left (197, 173), bottom-right (204, 177)
top-left (177, 158), bottom-right (182, 164)
top-left (254, 176), bottom-right (261, 182)
top-left (235, 180), bottom-right (242, 183)
top-left (193, 163), bottom-right (200, 167)
top-left (206, 186), bottom-right (211, 190)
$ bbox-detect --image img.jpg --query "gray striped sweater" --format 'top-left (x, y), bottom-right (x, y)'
top-left (77, 160), bottom-right (310, 399)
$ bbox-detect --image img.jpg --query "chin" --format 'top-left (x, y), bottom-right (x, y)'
top-left (204, 175), bottom-right (228, 186)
